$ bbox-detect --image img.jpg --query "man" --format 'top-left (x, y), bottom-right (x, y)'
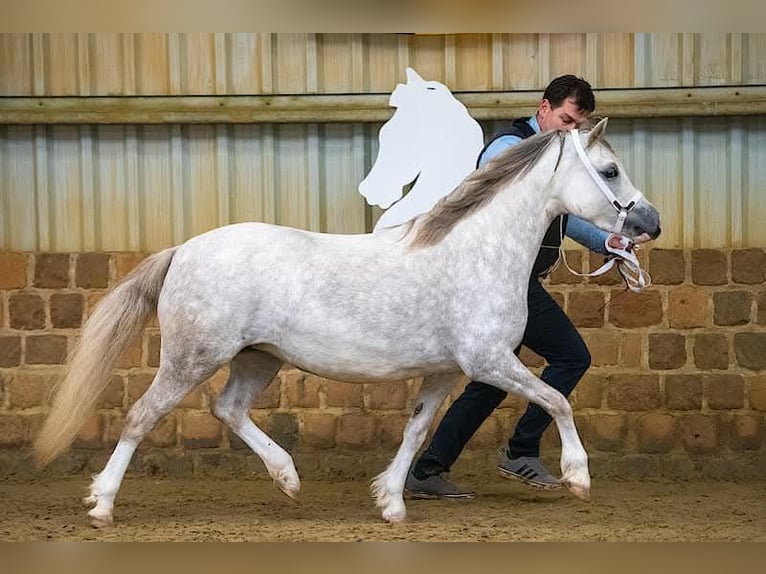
top-left (405, 75), bottom-right (647, 498)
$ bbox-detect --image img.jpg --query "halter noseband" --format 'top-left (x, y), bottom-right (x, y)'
top-left (570, 129), bottom-right (643, 234)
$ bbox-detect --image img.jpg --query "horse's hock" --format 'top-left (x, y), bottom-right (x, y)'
top-left (1, 248), bottom-right (765, 480)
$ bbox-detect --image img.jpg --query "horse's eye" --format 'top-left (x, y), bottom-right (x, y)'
top-left (601, 165), bottom-right (619, 179)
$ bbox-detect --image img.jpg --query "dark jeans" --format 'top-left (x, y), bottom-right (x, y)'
top-left (413, 276), bottom-right (591, 478)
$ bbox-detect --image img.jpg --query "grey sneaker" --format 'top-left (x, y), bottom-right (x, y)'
top-left (497, 452), bottom-right (562, 490)
top-left (404, 470), bottom-right (476, 499)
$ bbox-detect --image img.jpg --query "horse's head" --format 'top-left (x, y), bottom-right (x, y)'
top-left (359, 67), bottom-right (482, 210)
top-left (556, 118), bottom-right (661, 241)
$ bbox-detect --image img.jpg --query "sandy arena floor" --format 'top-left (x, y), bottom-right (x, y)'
top-left (1, 475), bottom-right (764, 541)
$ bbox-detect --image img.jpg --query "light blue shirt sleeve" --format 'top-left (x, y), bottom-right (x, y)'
top-left (565, 215), bottom-right (610, 255)
top-left (478, 135), bottom-right (523, 167)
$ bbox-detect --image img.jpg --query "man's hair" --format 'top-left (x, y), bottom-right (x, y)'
top-left (543, 75), bottom-right (595, 113)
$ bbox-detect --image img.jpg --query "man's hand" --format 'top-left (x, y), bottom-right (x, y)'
top-left (631, 233), bottom-right (653, 245)
top-left (607, 232), bottom-right (652, 253)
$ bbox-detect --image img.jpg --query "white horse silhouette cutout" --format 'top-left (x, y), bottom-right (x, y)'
top-left (359, 67), bottom-right (485, 232)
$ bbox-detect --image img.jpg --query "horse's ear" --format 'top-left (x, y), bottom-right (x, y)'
top-left (586, 117), bottom-right (608, 148)
top-left (406, 67), bottom-right (424, 84)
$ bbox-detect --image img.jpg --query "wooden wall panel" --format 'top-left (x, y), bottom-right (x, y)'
top-left (501, 33), bottom-right (541, 90)
top-left (3, 33), bottom-right (763, 96)
top-left (0, 34), bottom-right (32, 96)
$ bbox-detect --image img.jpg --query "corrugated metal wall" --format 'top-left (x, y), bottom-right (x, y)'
top-left (1, 33), bottom-right (765, 250)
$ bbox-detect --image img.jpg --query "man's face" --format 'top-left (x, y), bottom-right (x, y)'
top-left (537, 96), bottom-right (590, 131)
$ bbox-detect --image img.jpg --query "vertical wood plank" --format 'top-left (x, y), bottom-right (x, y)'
top-left (135, 33), bottom-right (170, 95)
top-left (183, 33), bottom-right (216, 94)
top-left (537, 34), bottom-right (551, 87)
top-left (491, 33), bottom-right (504, 90)
top-left (397, 34), bottom-right (410, 82)
top-left (214, 33), bottom-right (228, 95)
top-left (743, 33), bottom-right (766, 84)
top-left (681, 33), bottom-right (696, 86)
top-left (410, 34), bottom-right (444, 81)
top-left (598, 33), bottom-right (634, 87)
top-left (47, 33), bottom-right (78, 95)
top-left (0, 34), bottom-right (33, 95)
top-left (697, 33), bottom-right (729, 85)
top-left (633, 33), bottom-right (648, 87)
top-left (76, 33), bottom-right (91, 96)
top-left (729, 33), bottom-right (743, 85)
top-left (167, 33), bottom-right (183, 95)
top-left (31, 33), bottom-right (46, 96)
top-left (505, 33), bottom-right (540, 89)
top-left (648, 33), bottom-right (681, 87)
top-left (305, 33), bottom-right (318, 94)
top-left (351, 34), bottom-right (365, 92)
top-left (228, 33), bottom-right (259, 94)
top-left (454, 34), bottom-right (492, 91)
top-left (91, 33), bottom-right (124, 95)
top-left (317, 34), bottom-right (352, 93)
top-left (258, 33), bottom-right (274, 94)
top-left (443, 34), bottom-right (457, 88)
top-left (585, 33), bottom-right (599, 87)
top-left (122, 33), bottom-right (136, 95)
top-left (365, 34), bottom-right (401, 92)
top-left (274, 33), bottom-right (308, 93)
top-left (549, 34), bottom-right (585, 79)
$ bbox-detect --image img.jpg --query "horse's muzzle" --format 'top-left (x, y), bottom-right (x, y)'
top-left (623, 200), bottom-right (661, 240)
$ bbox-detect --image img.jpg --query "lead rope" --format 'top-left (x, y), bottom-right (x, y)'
top-left (554, 222), bottom-right (652, 293)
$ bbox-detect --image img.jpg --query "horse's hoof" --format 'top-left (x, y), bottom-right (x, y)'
top-left (567, 483), bottom-right (591, 501)
top-left (89, 511), bottom-right (114, 528)
top-left (278, 484), bottom-right (300, 501)
top-left (274, 474), bottom-right (301, 500)
top-left (382, 508), bottom-right (407, 523)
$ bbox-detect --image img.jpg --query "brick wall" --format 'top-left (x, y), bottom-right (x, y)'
top-left (1, 249), bottom-right (764, 479)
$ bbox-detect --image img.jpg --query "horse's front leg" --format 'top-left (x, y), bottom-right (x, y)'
top-left (371, 373), bottom-right (461, 523)
top-left (465, 355), bottom-right (590, 500)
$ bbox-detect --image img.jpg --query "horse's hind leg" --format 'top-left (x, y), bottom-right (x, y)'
top-left (211, 349), bottom-right (300, 498)
top-left (469, 357), bottom-right (590, 500)
top-left (371, 373), bottom-right (461, 523)
top-left (86, 359), bottom-right (218, 527)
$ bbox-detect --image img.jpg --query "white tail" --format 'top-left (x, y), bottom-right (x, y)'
top-left (33, 247), bottom-right (176, 466)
